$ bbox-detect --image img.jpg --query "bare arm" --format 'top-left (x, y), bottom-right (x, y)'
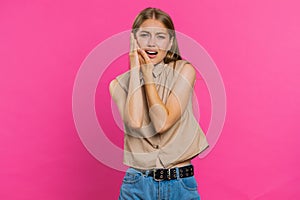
top-left (138, 49), bottom-right (196, 134)
top-left (124, 67), bottom-right (144, 128)
top-left (109, 79), bottom-right (126, 120)
top-left (109, 33), bottom-right (145, 129)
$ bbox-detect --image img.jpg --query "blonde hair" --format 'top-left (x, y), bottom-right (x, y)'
top-left (132, 7), bottom-right (182, 68)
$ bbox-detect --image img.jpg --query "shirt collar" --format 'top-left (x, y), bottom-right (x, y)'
top-left (139, 61), bottom-right (165, 81)
top-left (152, 61), bottom-right (165, 78)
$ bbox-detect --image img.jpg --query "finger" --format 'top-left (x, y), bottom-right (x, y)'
top-left (130, 32), bottom-right (135, 53)
top-left (138, 53), bottom-right (144, 65)
top-left (129, 49), bottom-right (140, 67)
top-left (130, 32), bottom-right (138, 53)
top-left (132, 35), bottom-right (139, 52)
top-left (133, 38), bottom-right (139, 50)
top-left (134, 38), bottom-right (141, 50)
top-left (138, 49), bottom-right (151, 63)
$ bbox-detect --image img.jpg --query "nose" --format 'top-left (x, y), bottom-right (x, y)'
top-left (147, 36), bottom-right (156, 47)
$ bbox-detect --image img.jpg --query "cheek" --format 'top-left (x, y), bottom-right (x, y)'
top-left (157, 41), bottom-right (171, 50)
top-left (136, 38), bottom-right (148, 47)
top-left (157, 51), bottom-right (168, 59)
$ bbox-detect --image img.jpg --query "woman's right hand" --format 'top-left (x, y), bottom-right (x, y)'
top-left (124, 32), bottom-right (144, 129)
top-left (129, 32), bottom-right (141, 69)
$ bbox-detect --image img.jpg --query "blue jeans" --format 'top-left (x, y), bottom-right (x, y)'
top-left (119, 167), bottom-right (201, 200)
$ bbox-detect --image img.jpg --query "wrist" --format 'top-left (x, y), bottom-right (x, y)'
top-left (130, 66), bottom-right (140, 73)
top-left (143, 73), bottom-right (154, 84)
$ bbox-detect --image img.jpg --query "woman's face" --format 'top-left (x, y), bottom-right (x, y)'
top-left (135, 19), bottom-right (173, 65)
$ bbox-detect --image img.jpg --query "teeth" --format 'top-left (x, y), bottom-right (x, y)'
top-left (146, 50), bottom-right (158, 55)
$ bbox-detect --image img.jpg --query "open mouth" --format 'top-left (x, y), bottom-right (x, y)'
top-left (145, 50), bottom-right (158, 58)
top-left (145, 50), bottom-right (158, 55)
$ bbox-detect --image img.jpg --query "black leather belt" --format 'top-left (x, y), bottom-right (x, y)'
top-left (133, 165), bottom-right (194, 181)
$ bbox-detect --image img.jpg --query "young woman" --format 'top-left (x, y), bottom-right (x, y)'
top-left (109, 7), bottom-right (209, 200)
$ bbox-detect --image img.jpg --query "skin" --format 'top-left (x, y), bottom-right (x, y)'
top-left (110, 18), bottom-right (196, 134)
top-left (109, 18), bottom-right (196, 167)
top-left (135, 19), bottom-right (173, 65)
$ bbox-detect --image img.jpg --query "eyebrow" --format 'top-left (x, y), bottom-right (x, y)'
top-left (139, 30), bottom-right (167, 35)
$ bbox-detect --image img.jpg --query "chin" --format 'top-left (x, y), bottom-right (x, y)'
top-left (151, 60), bottom-right (162, 65)
top-left (151, 57), bottom-right (164, 65)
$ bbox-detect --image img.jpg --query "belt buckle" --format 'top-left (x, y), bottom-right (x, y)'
top-left (153, 169), bottom-right (164, 181)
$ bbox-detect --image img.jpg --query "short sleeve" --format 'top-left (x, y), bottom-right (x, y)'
top-left (115, 69), bottom-right (144, 92)
top-left (169, 60), bottom-right (195, 113)
top-left (170, 60), bottom-right (193, 92)
top-left (115, 71), bottom-right (130, 93)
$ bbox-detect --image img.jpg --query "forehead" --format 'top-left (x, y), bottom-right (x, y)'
top-left (138, 19), bottom-right (168, 33)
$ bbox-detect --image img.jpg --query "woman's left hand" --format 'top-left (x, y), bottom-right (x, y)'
top-left (137, 49), bottom-right (154, 83)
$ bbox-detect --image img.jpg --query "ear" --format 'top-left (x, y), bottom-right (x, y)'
top-left (167, 36), bottom-right (174, 51)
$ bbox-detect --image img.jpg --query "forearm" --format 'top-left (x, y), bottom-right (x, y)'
top-left (124, 67), bottom-right (144, 128)
top-left (144, 75), bottom-right (169, 133)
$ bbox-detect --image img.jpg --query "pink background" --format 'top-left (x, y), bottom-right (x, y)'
top-left (1, 0), bottom-right (300, 199)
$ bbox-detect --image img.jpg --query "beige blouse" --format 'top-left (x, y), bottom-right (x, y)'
top-left (114, 59), bottom-right (209, 170)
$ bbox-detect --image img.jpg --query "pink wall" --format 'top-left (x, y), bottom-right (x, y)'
top-left (1, 0), bottom-right (299, 199)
